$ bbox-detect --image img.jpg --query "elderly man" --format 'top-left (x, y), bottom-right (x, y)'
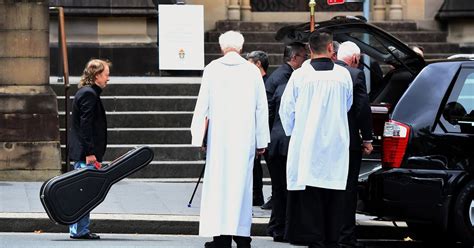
top-left (335, 41), bottom-right (373, 248)
top-left (191, 31), bottom-right (270, 248)
top-left (281, 31), bottom-right (353, 248)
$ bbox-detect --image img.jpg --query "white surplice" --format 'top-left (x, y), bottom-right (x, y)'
top-left (279, 62), bottom-right (353, 191)
top-left (190, 51), bottom-right (270, 237)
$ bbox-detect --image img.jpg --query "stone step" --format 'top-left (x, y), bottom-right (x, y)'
top-left (205, 41), bottom-right (460, 55)
top-left (57, 96), bottom-right (197, 112)
top-left (61, 145), bottom-right (202, 161)
top-left (59, 112), bottom-right (192, 128)
top-left (205, 53), bottom-right (283, 65)
top-left (215, 20), bottom-right (418, 33)
top-left (207, 30), bottom-right (448, 43)
top-left (127, 160), bottom-right (271, 178)
top-left (129, 161), bottom-right (206, 178)
top-left (205, 42), bottom-right (285, 54)
top-left (50, 77), bottom-right (201, 97)
top-left (60, 128), bottom-right (191, 145)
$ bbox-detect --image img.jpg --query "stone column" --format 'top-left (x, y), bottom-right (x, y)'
top-left (373, 0), bottom-right (386, 21)
top-left (0, 1), bottom-right (61, 180)
top-left (240, 0), bottom-right (252, 21)
top-left (227, 0), bottom-right (241, 21)
top-left (389, 0), bottom-right (403, 20)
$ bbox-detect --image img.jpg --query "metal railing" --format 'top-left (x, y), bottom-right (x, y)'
top-left (49, 6), bottom-right (70, 173)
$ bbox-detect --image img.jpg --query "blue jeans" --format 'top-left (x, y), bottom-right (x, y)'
top-left (69, 161), bottom-right (94, 237)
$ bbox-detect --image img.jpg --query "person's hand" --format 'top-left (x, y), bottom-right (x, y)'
top-left (362, 142), bottom-right (373, 155)
top-left (86, 155), bottom-right (97, 165)
top-left (256, 148), bottom-right (266, 156)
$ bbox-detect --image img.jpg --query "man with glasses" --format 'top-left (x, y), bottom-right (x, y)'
top-left (265, 42), bottom-right (307, 242)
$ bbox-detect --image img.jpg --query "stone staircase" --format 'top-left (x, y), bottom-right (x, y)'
top-left (52, 77), bottom-right (204, 178)
top-left (52, 20), bottom-right (460, 179)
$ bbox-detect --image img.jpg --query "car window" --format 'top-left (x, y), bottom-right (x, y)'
top-left (440, 69), bottom-right (474, 134)
top-left (332, 30), bottom-right (409, 66)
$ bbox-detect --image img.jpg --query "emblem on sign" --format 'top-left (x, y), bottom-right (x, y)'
top-left (179, 48), bottom-right (185, 59)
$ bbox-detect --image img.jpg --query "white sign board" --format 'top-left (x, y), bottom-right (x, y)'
top-left (159, 5), bottom-right (204, 70)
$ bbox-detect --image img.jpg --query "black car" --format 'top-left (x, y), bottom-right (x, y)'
top-left (277, 17), bottom-right (474, 244)
top-left (360, 60), bottom-right (474, 244)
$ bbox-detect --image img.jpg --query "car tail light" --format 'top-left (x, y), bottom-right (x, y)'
top-left (382, 120), bottom-right (410, 168)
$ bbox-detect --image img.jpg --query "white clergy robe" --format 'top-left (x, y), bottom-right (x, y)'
top-left (279, 62), bottom-right (353, 191)
top-left (190, 51), bottom-right (270, 237)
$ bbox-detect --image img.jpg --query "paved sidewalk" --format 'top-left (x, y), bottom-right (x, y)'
top-left (0, 180), bottom-right (406, 237)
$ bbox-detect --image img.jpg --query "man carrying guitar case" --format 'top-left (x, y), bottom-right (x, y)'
top-left (40, 146), bottom-right (154, 237)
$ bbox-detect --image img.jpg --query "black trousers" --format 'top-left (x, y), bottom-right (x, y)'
top-left (212, 235), bottom-right (251, 248)
top-left (266, 154), bottom-right (287, 237)
top-left (252, 155), bottom-right (264, 204)
top-left (285, 186), bottom-right (345, 248)
top-left (339, 150), bottom-right (363, 245)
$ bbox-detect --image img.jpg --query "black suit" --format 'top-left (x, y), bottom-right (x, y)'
top-left (68, 84), bottom-right (107, 163)
top-left (335, 60), bottom-right (373, 246)
top-left (265, 63), bottom-right (293, 238)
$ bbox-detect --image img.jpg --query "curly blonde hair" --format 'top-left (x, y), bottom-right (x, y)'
top-left (78, 59), bottom-right (112, 88)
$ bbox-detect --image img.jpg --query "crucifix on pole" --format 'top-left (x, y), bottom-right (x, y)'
top-left (309, 0), bottom-right (316, 32)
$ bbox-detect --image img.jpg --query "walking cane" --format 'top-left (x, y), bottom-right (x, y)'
top-left (187, 161), bottom-right (205, 208)
top-left (188, 118), bottom-right (208, 207)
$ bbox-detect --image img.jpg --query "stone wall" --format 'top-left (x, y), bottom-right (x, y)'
top-left (0, 0), bottom-right (61, 181)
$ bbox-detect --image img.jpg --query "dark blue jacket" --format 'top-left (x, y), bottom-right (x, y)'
top-left (336, 60), bottom-right (373, 151)
top-left (68, 84), bottom-right (107, 162)
top-left (266, 63), bottom-right (293, 157)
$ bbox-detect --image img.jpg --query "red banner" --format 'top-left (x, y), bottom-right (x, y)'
top-left (327, 0), bottom-right (345, 5)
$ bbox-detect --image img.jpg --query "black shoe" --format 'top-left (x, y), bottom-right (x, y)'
top-left (204, 241), bottom-right (214, 248)
top-left (252, 194), bottom-right (264, 206)
top-left (70, 233), bottom-right (100, 240)
top-left (273, 235), bottom-right (287, 243)
top-left (260, 197), bottom-right (272, 209)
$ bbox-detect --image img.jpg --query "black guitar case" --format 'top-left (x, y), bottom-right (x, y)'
top-left (40, 146), bottom-right (154, 225)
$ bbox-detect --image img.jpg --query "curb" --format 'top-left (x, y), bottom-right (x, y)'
top-left (1, 213), bottom-right (409, 239)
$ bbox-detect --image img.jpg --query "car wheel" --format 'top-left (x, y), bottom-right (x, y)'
top-left (454, 180), bottom-right (474, 245)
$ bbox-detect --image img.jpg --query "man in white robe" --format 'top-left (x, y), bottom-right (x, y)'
top-left (279, 31), bottom-right (353, 248)
top-left (190, 30), bottom-right (270, 248)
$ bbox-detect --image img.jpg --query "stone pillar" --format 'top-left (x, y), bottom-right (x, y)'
top-left (389, 0), bottom-right (403, 20)
top-left (227, 0), bottom-right (241, 21)
top-left (373, 0), bottom-right (386, 21)
top-left (0, 1), bottom-right (61, 180)
top-left (240, 0), bottom-right (252, 21)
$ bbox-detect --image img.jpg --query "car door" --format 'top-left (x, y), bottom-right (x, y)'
top-left (432, 64), bottom-right (474, 171)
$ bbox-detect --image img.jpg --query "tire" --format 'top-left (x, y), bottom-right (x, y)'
top-left (453, 180), bottom-right (474, 245)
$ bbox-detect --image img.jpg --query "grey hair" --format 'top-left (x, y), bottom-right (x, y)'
top-left (337, 41), bottom-right (360, 61)
top-left (219, 31), bottom-right (244, 51)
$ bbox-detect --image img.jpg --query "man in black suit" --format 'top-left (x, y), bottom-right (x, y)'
top-left (335, 41), bottom-right (373, 248)
top-left (68, 59), bottom-right (110, 240)
top-left (265, 42), bottom-right (307, 242)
